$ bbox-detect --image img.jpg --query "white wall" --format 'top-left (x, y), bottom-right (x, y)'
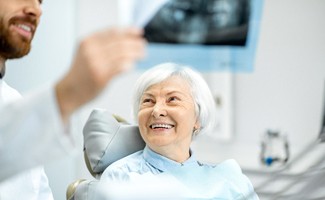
top-left (4, 0), bottom-right (325, 199)
top-left (236, 0), bottom-right (325, 145)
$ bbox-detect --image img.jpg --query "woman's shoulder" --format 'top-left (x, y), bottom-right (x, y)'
top-left (101, 150), bottom-right (144, 179)
top-left (215, 159), bottom-right (242, 173)
top-left (109, 150), bottom-right (144, 168)
top-left (198, 159), bottom-right (258, 199)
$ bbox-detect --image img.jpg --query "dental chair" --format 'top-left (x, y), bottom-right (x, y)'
top-left (66, 108), bottom-right (145, 200)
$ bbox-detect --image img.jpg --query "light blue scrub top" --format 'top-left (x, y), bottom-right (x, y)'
top-left (101, 146), bottom-right (259, 200)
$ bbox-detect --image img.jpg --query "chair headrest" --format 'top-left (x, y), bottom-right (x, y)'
top-left (83, 109), bottom-right (145, 177)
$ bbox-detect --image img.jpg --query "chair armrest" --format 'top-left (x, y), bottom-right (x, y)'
top-left (66, 179), bottom-right (87, 200)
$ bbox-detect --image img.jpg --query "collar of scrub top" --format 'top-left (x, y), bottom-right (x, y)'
top-left (142, 145), bottom-right (200, 172)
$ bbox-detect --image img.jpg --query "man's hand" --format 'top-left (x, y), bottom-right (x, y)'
top-left (55, 27), bottom-right (146, 123)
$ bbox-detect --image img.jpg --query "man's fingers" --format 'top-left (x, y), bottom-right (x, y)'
top-left (101, 27), bottom-right (144, 41)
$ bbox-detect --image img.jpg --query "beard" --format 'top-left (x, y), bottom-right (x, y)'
top-left (0, 17), bottom-right (35, 59)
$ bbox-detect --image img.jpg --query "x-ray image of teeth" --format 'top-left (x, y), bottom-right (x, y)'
top-left (143, 0), bottom-right (250, 45)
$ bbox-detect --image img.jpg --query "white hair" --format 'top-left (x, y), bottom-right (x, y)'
top-left (132, 62), bottom-right (217, 135)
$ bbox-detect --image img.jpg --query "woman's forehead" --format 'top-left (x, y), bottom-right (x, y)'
top-left (145, 76), bottom-right (191, 93)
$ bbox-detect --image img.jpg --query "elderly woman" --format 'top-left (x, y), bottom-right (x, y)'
top-left (100, 63), bottom-right (259, 199)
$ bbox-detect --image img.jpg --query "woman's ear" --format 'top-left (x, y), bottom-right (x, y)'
top-left (194, 119), bottom-right (201, 131)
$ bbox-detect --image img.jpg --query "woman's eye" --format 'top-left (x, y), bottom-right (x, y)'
top-left (168, 96), bottom-right (179, 102)
top-left (142, 98), bottom-right (153, 104)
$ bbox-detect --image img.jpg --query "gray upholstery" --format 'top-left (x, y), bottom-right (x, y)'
top-left (83, 108), bottom-right (145, 176)
top-left (67, 109), bottom-right (145, 199)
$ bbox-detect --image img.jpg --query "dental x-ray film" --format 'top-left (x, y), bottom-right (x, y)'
top-left (142, 0), bottom-right (250, 45)
top-left (118, 0), bottom-right (263, 72)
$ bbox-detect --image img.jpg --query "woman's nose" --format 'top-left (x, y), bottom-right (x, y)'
top-left (23, 0), bottom-right (42, 19)
top-left (152, 102), bottom-right (167, 118)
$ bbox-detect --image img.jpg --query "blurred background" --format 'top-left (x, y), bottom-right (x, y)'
top-left (5, 0), bottom-right (325, 199)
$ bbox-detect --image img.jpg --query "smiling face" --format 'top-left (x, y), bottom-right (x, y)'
top-left (0, 0), bottom-right (42, 59)
top-left (138, 76), bottom-right (200, 162)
